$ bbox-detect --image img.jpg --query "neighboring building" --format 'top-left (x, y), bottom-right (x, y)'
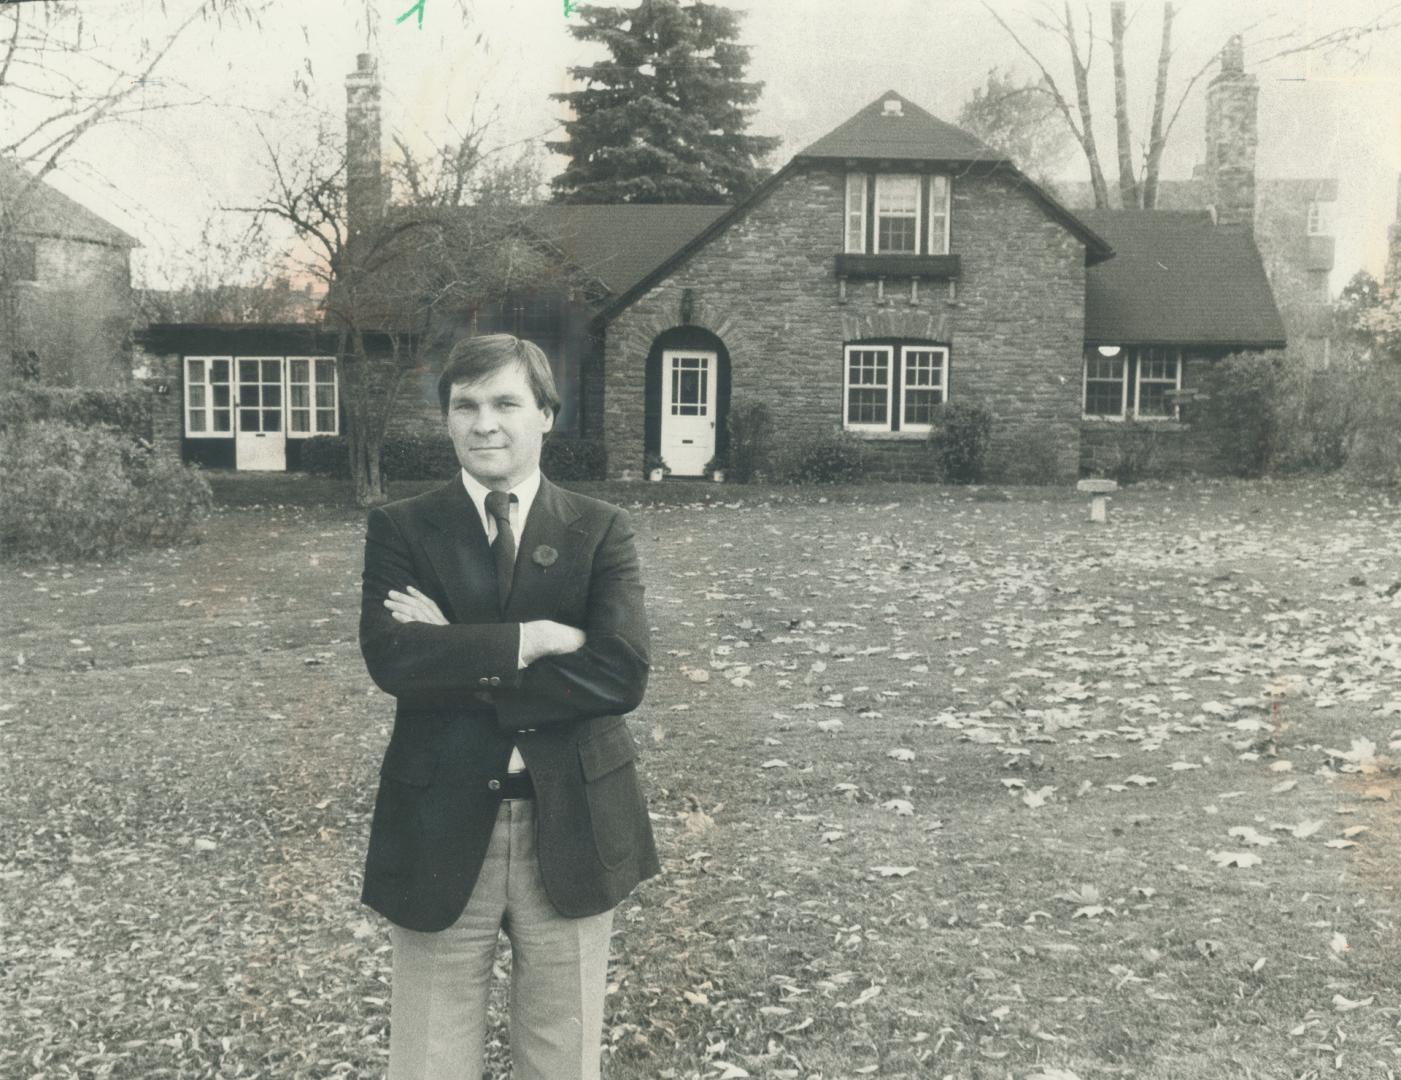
top-left (0, 156), bottom-right (138, 387)
top-left (144, 51), bottom-right (1284, 479)
top-left (1061, 38), bottom-right (1337, 367)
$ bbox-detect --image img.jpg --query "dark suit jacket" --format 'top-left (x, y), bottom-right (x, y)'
top-left (358, 473), bottom-right (659, 932)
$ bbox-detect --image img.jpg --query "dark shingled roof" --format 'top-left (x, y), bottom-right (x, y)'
top-left (1078, 209), bottom-right (1285, 347)
top-left (521, 204), bottom-right (729, 297)
top-left (795, 91), bottom-right (1002, 163)
top-left (0, 157), bottom-right (138, 248)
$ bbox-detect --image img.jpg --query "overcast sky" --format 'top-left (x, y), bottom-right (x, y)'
top-left (25, 0), bottom-right (1401, 291)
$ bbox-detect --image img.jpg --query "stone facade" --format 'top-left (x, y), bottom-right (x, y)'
top-left (602, 163), bottom-right (1087, 482)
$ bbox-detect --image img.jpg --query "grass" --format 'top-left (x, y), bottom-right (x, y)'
top-left (3, 475), bottom-right (1400, 1078)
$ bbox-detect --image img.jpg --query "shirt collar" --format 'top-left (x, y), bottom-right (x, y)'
top-left (460, 467), bottom-right (541, 534)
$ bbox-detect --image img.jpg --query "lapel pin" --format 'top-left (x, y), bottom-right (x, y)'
top-left (532, 544), bottom-right (559, 567)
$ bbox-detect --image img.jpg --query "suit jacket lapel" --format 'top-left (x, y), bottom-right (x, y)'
top-left (503, 475), bottom-right (583, 621)
top-left (419, 478), bottom-right (500, 624)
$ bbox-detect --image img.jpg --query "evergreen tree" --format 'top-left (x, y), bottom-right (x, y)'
top-left (549, 0), bottom-right (778, 204)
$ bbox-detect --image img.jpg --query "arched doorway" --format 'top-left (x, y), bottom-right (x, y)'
top-left (644, 326), bottom-right (730, 477)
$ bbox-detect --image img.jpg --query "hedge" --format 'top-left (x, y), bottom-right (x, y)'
top-left (0, 386), bottom-right (153, 441)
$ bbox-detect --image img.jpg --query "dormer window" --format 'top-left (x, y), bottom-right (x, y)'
top-left (844, 172), bottom-right (952, 256)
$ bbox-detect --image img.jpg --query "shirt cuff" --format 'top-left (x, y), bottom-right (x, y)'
top-left (516, 622), bottom-right (527, 670)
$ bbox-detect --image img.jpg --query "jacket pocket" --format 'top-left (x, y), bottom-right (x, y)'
top-left (578, 723), bottom-right (644, 869)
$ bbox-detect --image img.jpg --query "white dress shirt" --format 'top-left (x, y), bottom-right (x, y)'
top-left (460, 467), bottom-right (540, 773)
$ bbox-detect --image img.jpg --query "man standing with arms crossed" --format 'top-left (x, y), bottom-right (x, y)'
top-left (358, 333), bottom-right (658, 1079)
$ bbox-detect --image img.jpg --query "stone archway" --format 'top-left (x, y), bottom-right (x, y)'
top-left (644, 325), bottom-right (731, 477)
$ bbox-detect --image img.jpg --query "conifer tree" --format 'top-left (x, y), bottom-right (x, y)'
top-left (549, 0), bottom-right (778, 204)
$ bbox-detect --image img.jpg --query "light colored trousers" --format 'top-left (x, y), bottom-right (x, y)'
top-left (387, 799), bottom-right (615, 1080)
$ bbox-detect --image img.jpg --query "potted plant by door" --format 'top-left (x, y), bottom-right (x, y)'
top-left (644, 452), bottom-right (671, 482)
top-left (703, 452), bottom-right (728, 483)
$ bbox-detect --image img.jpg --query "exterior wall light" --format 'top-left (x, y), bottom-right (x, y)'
top-left (1096, 345), bottom-right (1122, 357)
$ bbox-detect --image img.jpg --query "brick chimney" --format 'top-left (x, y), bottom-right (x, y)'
top-left (1203, 35), bottom-right (1257, 231)
top-left (1387, 174), bottom-right (1401, 288)
top-left (345, 53), bottom-right (383, 240)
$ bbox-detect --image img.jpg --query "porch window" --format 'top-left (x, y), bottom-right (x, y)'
top-left (874, 175), bottom-right (920, 254)
top-left (1083, 348), bottom-right (1182, 420)
top-left (288, 356), bottom-right (339, 436)
top-left (184, 356), bottom-right (232, 437)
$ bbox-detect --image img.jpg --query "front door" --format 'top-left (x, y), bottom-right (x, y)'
top-left (660, 350), bottom-right (717, 476)
top-left (235, 357), bottom-right (287, 471)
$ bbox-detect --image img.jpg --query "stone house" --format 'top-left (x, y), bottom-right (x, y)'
top-left (143, 50), bottom-right (1285, 480)
top-left (1, 156), bottom-right (138, 387)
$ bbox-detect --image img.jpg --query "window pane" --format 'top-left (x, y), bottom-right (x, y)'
top-left (264, 385), bottom-right (281, 407)
top-left (846, 173), bottom-right (866, 253)
top-left (213, 385), bottom-right (230, 408)
top-left (1138, 383), bottom-right (1174, 416)
top-left (905, 388), bottom-right (941, 425)
top-left (291, 385), bottom-right (309, 408)
top-left (189, 384), bottom-right (206, 408)
top-left (240, 385), bottom-right (260, 407)
top-left (240, 409), bottom-right (260, 432)
top-left (877, 176), bottom-right (919, 213)
top-left (847, 389), bottom-right (887, 424)
top-left (290, 359), bottom-right (309, 383)
top-left (316, 409), bottom-right (336, 431)
top-left (291, 409), bottom-right (310, 433)
top-left (316, 359), bottom-right (335, 383)
top-left (262, 410), bottom-right (281, 432)
top-left (188, 410), bottom-right (206, 433)
top-left (239, 360), bottom-right (258, 383)
top-left (261, 359), bottom-right (280, 382)
top-left (213, 410), bottom-right (231, 433)
top-left (211, 360), bottom-right (229, 383)
top-left (188, 359), bottom-right (205, 383)
top-left (878, 216), bottom-right (917, 253)
top-left (315, 385), bottom-right (334, 408)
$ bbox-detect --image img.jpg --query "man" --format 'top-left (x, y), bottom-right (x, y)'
top-left (357, 333), bottom-right (658, 1080)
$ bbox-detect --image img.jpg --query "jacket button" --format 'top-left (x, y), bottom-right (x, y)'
top-left (487, 779), bottom-right (501, 791)
top-left (489, 675), bottom-right (501, 686)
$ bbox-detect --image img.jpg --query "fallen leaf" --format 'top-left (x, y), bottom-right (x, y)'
top-left (1210, 851), bottom-right (1262, 869)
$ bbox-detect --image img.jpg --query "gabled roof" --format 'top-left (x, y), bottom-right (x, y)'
top-left (520, 204), bottom-right (728, 297)
top-left (0, 157), bottom-right (138, 248)
top-left (1078, 209), bottom-right (1286, 347)
top-left (795, 91), bottom-right (1002, 163)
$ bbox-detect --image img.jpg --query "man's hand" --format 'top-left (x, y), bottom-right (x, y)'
top-left (519, 620), bottom-right (587, 666)
top-left (384, 586), bottom-right (449, 626)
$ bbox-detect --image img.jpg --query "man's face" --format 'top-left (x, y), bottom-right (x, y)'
top-left (445, 361), bottom-right (554, 490)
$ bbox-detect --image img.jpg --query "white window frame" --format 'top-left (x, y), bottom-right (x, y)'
top-left (900, 346), bottom-right (949, 433)
top-left (184, 355), bottom-right (233, 438)
top-left (1133, 349), bottom-right (1182, 421)
top-left (286, 356), bottom-right (339, 437)
top-left (843, 345), bottom-right (894, 431)
top-left (844, 173), bottom-right (867, 254)
top-left (873, 174), bottom-right (921, 255)
top-left (1082, 349), bottom-right (1183, 421)
top-left (928, 174), bottom-right (951, 255)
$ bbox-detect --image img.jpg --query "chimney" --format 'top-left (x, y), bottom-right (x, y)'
top-left (345, 53), bottom-right (383, 240)
top-left (1387, 174), bottom-right (1401, 288)
top-left (1203, 35), bottom-right (1257, 231)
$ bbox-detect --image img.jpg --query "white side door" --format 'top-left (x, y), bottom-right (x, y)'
top-left (235, 356), bottom-right (287, 471)
top-left (660, 349), bottom-right (717, 476)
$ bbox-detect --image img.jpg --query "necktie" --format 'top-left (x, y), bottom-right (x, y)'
top-left (484, 489), bottom-right (517, 610)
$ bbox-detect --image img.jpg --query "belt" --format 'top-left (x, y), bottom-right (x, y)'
top-left (496, 771), bottom-right (535, 800)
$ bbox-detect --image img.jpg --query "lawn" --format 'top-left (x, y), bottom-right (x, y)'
top-left (3, 477), bottom-right (1400, 1079)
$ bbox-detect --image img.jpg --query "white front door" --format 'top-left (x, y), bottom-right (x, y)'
top-left (660, 349), bottom-right (717, 476)
top-left (235, 357), bottom-right (287, 471)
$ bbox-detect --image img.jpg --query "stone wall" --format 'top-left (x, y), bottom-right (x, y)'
top-left (602, 162), bottom-right (1087, 482)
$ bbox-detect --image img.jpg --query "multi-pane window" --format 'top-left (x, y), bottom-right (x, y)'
top-left (874, 175), bottom-right (920, 254)
top-left (1083, 354), bottom-right (1127, 417)
top-left (844, 343), bottom-right (950, 433)
top-left (901, 348), bottom-right (947, 430)
top-left (845, 173), bottom-right (952, 255)
top-left (288, 357), bottom-right (338, 435)
top-left (237, 358), bottom-right (284, 434)
top-left (184, 356), bottom-right (233, 437)
top-left (845, 346), bottom-right (892, 428)
top-left (669, 354), bottom-right (709, 416)
top-left (1083, 349), bottom-right (1182, 419)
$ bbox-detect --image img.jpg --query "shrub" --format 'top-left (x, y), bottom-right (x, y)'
top-left (0, 386), bottom-right (152, 441)
top-left (382, 431), bottom-right (458, 479)
top-left (1344, 363), bottom-right (1401, 486)
top-left (725, 399), bottom-right (773, 483)
top-left (1000, 424), bottom-right (1069, 485)
top-left (0, 421), bottom-right (211, 560)
top-left (1102, 417), bottom-right (1163, 484)
top-left (770, 429), bottom-right (870, 483)
top-left (1197, 352), bottom-right (1283, 477)
top-left (299, 434), bottom-right (350, 478)
top-left (928, 401), bottom-right (993, 484)
top-left (1272, 361), bottom-right (1356, 474)
top-left (542, 436), bottom-right (606, 481)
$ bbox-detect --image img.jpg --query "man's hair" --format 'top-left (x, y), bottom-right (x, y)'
top-left (437, 333), bottom-right (561, 418)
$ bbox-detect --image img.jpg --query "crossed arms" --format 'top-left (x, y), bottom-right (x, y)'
top-left (358, 504), bottom-right (649, 732)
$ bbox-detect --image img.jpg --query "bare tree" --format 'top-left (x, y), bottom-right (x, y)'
top-left (239, 117), bottom-right (558, 506)
top-left (984, 1), bottom-right (1401, 209)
